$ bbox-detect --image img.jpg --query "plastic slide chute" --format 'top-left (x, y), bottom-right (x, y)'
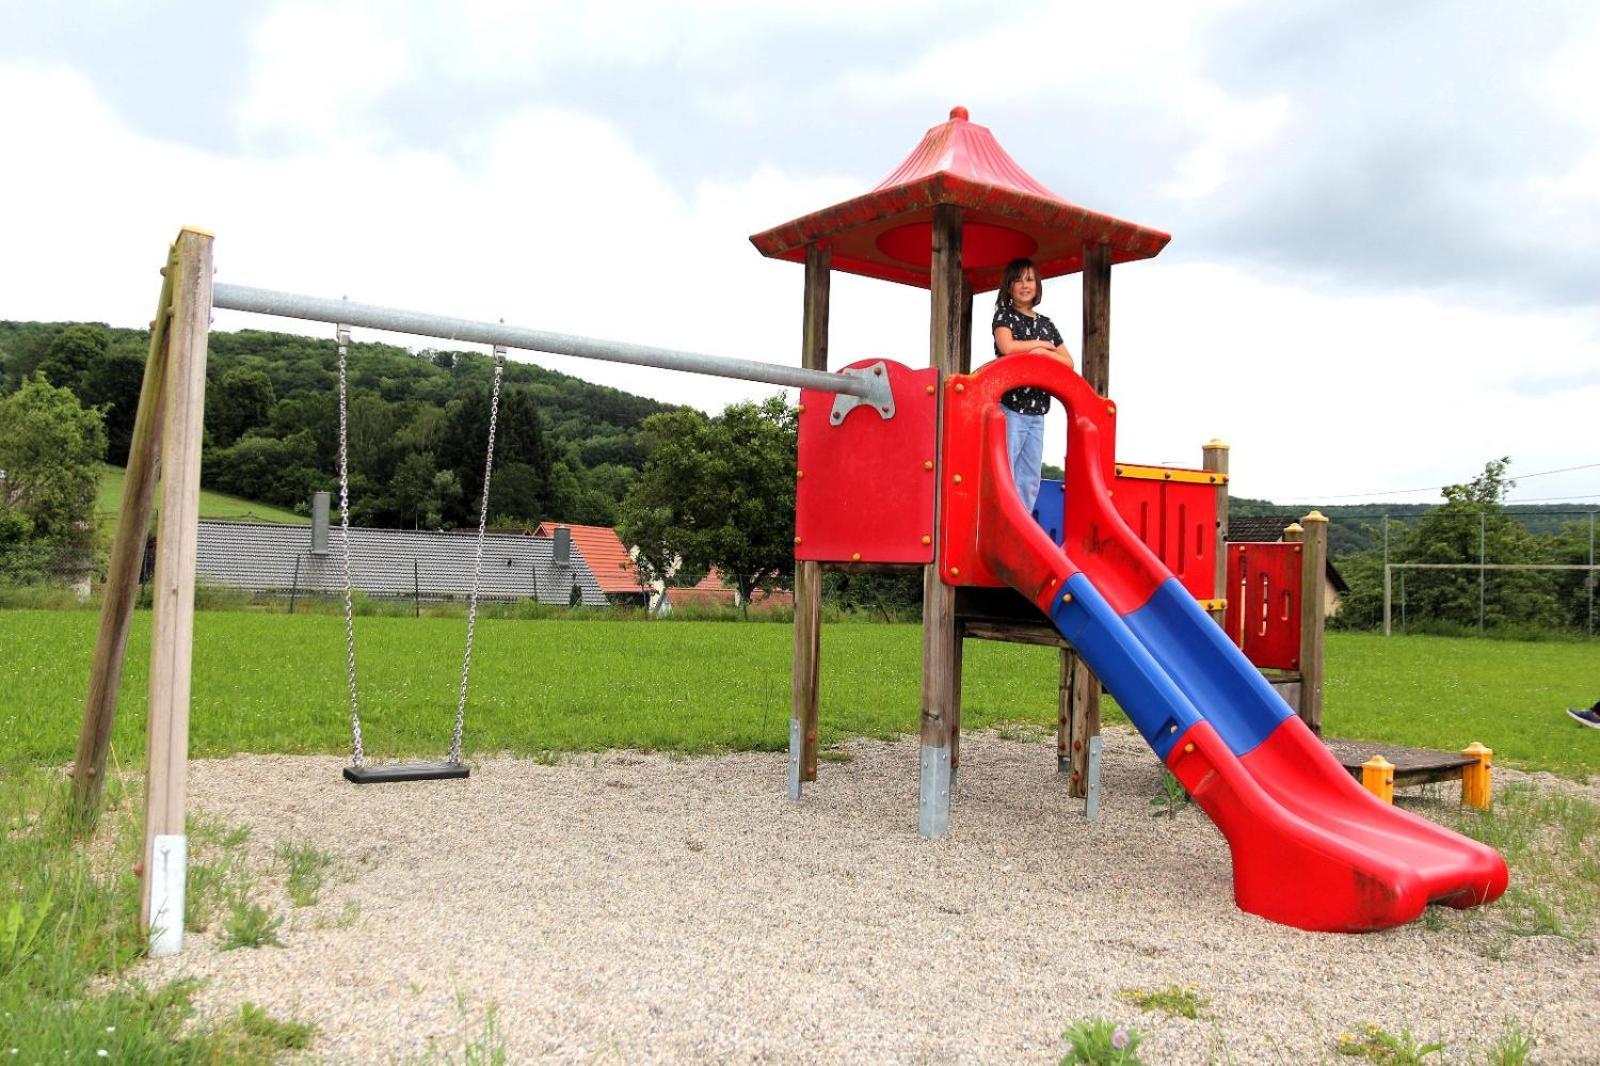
top-left (940, 355), bottom-right (1508, 932)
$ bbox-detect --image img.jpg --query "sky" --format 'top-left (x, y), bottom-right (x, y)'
top-left (1, 0), bottom-right (1596, 509)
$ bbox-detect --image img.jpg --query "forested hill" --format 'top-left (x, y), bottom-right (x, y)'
top-left (1231, 496), bottom-right (1594, 559)
top-left (0, 320), bottom-right (682, 530)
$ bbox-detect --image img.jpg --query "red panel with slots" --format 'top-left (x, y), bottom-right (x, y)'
top-left (1224, 542), bottom-right (1303, 671)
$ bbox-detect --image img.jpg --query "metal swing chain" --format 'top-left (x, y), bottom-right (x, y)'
top-left (448, 345), bottom-right (506, 765)
top-left (335, 323), bottom-right (366, 769)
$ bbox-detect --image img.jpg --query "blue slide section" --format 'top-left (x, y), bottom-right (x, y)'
top-left (1045, 572), bottom-right (1293, 762)
top-left (1121, 580), bottom-right (1293, 757)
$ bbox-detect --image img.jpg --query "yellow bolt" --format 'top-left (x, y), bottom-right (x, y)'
top-left (1168, 725), bottom-right (1178, 734)
top-left (1361, 755), bottom-right (1395, 804)
top-left (955, 383), bottom-right (966, 393)
top-left (797, 403), bottom-right (806, 413)
top-left (921, 535), bottom-right (932, 545)
top-left (923, 460), bottom-right (934, 471)
top-left (1183, 742), bottom-right (1194, 754)
top-left (851, 552), bottom-right (861, 561)
top-left (880, 405), bottom-right (890, 414)
top-left (950, 566), bottom-right (960, 577)
top-left (1106, 403), bottom-right (1115, 414)
top-left (925, 384), bottom-right (936, 395)
top-left (1163, 471), bottom-right (1172, 479)
top-left (952, 474), bottom-right (963, 484)
top-left (1061, 592), bottom-right (1073, 604)
top-left (793, 536), bottom-right (802, 545)
top-left (797, 470), bottom-right (804, 479)
top-left (1115, 466), bottom-right (1123, 475)
top-left (1461, 742), bottom-right (1493, 809)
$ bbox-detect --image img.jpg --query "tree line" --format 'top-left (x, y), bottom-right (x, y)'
top-left (0, 319), bottom-right (804, 603)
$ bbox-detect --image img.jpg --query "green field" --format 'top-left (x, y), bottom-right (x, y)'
top-left (95, 464), bottom-right (307, 528)
top-left (2, 610), bottom-right (1594, 778)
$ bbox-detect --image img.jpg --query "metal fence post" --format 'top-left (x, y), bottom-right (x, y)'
top-left (1478, 510), bottom-right (1486, 634)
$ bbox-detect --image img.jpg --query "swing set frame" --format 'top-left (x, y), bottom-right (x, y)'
top-left (72, 228), bottom-right (872, 958)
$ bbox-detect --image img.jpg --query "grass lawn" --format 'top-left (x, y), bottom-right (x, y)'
top-left (95, 463), bottom-right (306, 530)
top-left (1, 609), bottom-right (1594, 778)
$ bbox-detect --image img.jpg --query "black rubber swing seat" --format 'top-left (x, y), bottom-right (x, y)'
top-left (342, 762), bottom-right (471, 784)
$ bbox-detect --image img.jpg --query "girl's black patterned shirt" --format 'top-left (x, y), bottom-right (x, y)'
top-left (992, 305), bottom-right (1061, 415)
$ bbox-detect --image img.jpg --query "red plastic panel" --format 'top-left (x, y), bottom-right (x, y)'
top-left (1223, 543), bottom-right (1302, 671)
top-left (1110, 476), bottom-right (1217, 602)
top-left (795, 359), bottom-right (938, 564)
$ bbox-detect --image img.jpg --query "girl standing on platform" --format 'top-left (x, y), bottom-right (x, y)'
top-left (992, 257), bottom-right (1074, 511)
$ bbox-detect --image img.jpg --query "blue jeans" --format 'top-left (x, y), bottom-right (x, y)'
top-left (1002, 405), bottom-right (1045, 514)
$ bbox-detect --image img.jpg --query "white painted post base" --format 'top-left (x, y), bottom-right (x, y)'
top-left (146, 834), bottom-right (187, 957)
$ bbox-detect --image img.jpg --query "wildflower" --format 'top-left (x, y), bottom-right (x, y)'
top-left (1111, 1027), bottom-right (1130, 1050)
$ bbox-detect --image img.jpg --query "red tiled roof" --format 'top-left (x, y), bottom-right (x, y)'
top-left (749, 106), bottom-right (1170, 293)
top-left (534, 522), bottom-right (645, 595)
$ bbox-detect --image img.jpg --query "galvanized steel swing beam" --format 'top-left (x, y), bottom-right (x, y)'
top-left (211, 283), bottom-right (892, 409)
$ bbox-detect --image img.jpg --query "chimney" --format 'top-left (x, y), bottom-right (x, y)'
top-left (552, 525), bottom-right (571, 567)
top-left (311, 491), bottom-right (330, 555)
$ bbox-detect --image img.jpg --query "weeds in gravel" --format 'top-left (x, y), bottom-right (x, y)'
top-left (1479, 1021), bottom-right (1539, 1065)
top-left (229, 1002), bottom-right (317, 1054)
top-left (1442, 783), bottom-right (1600, 945)
top-left (412, 1000), bottom-right (508, 1065)
top-left (1149, 771), bottom-right (1192, 819)
top-left (1060, 1019), bottom-right (1145, 1065)
top-left (1120, 984), bottom-right (1208, 1019)
top-left (276, 840), bottom-right (337, 907)
top-left (0, 761), bottom-right (315, 1058)
top-left (1335, 1024), bottom-right (1445, 1063)
top-left (220, 888), bottom-right (284, 950)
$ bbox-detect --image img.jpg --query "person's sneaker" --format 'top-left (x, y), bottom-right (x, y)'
top-left (1567, 707), bottom-right (1600, 730)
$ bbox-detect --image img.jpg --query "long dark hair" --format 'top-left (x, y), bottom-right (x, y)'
top-left (996, 258), bottom-right (1041, 311)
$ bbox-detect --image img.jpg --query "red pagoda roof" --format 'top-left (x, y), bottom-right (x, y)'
top-left (750, 107), bottom-right (1170, 293)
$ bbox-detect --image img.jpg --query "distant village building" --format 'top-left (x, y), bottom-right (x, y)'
top-left (194, 513), bottom-right (607, 606)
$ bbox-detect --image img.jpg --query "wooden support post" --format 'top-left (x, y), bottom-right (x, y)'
top-left (1202, 439), bottom-right (1230, 629)
top-left (1066, 241), bottom-right (1112, 797)
top-left (71, 249), bottom-right (177, 829)
top-left (1298, 510), bottom-right (1329, 734)
top-left (139, 228), bottom-right (213, 956)
top-left (1056, 649), bottom-right (1074, 772)
top-left (919, 204), bottom-right (962, 837)
top-left (949, 277), bottom-right (973, 785)
top-left (790, 241), bottom-right (830, 796)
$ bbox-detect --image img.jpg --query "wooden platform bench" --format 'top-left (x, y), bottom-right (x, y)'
top-left (1323, 739), bottom-right (1494, 808)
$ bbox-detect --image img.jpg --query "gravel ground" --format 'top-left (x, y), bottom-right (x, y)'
top-left (141, 727), bottom-right (1595, 1064)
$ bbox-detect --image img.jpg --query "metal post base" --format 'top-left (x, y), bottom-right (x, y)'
top-left (918, 745), bottom-right (951, 838)
top-left (787, 718), bottom-right (803, 800)
top-left (1084, 735), bottom-right (1103, 821)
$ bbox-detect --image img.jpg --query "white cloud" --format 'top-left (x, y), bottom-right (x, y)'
top-left (0, 12), bottom-right (1594, 509)
top-left (236, 1), bottom-right (410, 150)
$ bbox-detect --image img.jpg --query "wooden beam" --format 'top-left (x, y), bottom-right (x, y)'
top-left (790, 241), bottom-right (830, 794)
top-left (1081, 241), bottom-right (1111, 394)
top-left (140, 228), bottom-right (213, 955)
top-left (1298, 510), bottom-right (1329, 734)
top-left (71, 249), bottom-right (176, 830)
top-left (1067, 241), bottom-right (1112, 797)
top-left (1202, 440), bottom-right (1230, 629)
top-left (919, 204), bottom-right (962, 837)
